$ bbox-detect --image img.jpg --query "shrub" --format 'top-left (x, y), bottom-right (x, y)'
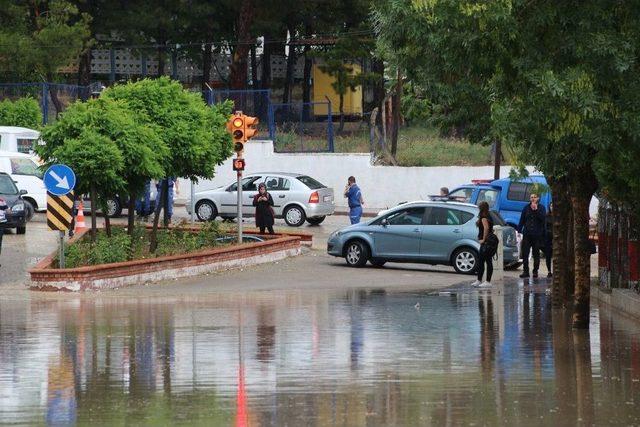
top-left (0, 98), bottom-right (42, 129)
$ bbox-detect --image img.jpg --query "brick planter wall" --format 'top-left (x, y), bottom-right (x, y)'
top-left (29, 233), bottom-right (303, 292)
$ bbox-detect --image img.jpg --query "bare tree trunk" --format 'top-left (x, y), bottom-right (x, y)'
top-left (493, 140), bottom-right (501, 180)
top-left (261, 32), bottom-right (273, 90)
top-left (250, 43), bottom-right (259, 88)
top-left (229, 0), bottom-right (255, 89)
top-left (302, 45), bottom-right (312, 121)
top-left (202, 43), bottom-right (212, 92)
top-left (103, 207), bottom-right (112, 237)
top-left (78, 48), bottom-right (92, 89)
top-left (128, 188), bottom-right (136, 236)
top-left (162, 180), bottom-right (170, 227)
top-left (549, 177), bottom-right (572, 308)
top-left (338, 94), bottom-right (345, 133)
top-left (390, 67), bottom-right (402, 158)
top-left (282, 27), bottom-right (296, 104)
top-left (157, 46), bottom-right (166, 76)
top-left (90, 186), bottom-right (97, 242)
top-left (571, 169), bottom-right (598, 329)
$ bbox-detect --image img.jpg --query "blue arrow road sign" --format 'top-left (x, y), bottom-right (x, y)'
top-left (44, 164), bottom-right (76, 196)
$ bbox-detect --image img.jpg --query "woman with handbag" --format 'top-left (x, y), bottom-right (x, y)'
top-left (253, 183), bottom-right (275, 234)
top-left (472, 201), bottom-right (496, 288)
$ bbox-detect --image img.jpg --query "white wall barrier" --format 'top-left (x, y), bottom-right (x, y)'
top-left (176, 140), bottom-right (598, 215)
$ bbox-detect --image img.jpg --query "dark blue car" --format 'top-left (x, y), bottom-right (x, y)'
top-left (448, 175), bottom-right (550, 229)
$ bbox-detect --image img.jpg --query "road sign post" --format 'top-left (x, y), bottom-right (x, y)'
top-left (237, 168), bottom-right (243, 244)
top-left (43, 164), bottom-right (76, 269)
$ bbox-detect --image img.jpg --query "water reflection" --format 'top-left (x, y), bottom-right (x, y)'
top-left (0, 288), bottom-right (639, 426)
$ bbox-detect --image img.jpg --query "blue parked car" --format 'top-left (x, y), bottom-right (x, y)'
top-left (327, 200), bottom-right (519, 274)
top-left (448, 175), bottom-right (550, 229)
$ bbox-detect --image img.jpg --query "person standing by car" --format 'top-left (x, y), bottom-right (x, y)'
top-left (344, 176), bottom-right (364, 224)
top-left (0, 197), bottom-right (6, 266)
top-left (472, 201), bottom-right (495, 288)
top-left (253, 183), bottom-right (275, 234)
top-left (518, 193), bottom-right (547, 278)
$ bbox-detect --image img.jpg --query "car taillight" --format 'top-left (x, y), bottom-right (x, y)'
top-left (309, 191), bottom-right (319, 204)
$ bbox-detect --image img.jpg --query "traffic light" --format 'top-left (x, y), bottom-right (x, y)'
top-left (227, 113), bottom-right (246, 156)
top-left (226, 112), bottom-right (259, 158)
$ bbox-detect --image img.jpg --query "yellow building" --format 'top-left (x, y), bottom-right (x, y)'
top-left (312, 63), bottom-right (363, 116)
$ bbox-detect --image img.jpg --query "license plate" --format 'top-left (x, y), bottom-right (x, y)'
top-left (323, 195), bottom-right (332, 202)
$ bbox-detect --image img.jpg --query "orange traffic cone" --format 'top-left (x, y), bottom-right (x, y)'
top-left (74, 201), bottom-right (87, 233)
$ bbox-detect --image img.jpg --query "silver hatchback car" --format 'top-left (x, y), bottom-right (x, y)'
top-left (327, 200), bottom-right (519, 274)
top-left (187, 172), bottom-right (335, 227)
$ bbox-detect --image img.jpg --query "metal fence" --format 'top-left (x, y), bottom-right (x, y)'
top-left (271, 101), bottom-right (335, 153)
top-left (0, 82), bottom-right (102, 125)
top-left (597, 200), bottom-right (640, 293)
top-left (206, 89), bottom-right (274, 139)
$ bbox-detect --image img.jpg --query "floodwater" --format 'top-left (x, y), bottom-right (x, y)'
top-left (1, 286), bottom-right (639, 426)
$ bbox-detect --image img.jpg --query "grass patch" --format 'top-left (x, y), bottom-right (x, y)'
top-left (57, 221), bottom-right (230, 268)
top-left (274, 125), bottom-right (501, 166)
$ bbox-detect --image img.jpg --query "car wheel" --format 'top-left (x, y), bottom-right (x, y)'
top-left (196, 200), bottom-right (217, 221)
top-left (16, 226), bottom-right (26, 235)
top-left (23, 200), bottom-right (35, 222)
top-left (345, 240), bottom-right (369, 267)
top-left (452, 247), bottom-right (479, 274)
top-left (370, 258), bottom-right (386, 268)
top-left (284, 205), bottom-right (306, 227)
top-left (105, 198), bottom-right (122, 218)
top-left (306, 216), bottom-right (326, 226)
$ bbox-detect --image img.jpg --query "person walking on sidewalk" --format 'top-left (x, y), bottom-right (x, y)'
top-left (472, 201), bottom-right (495, 288)
top-left (253, 183), bottom-right (275, 234)
top-left (344, 176), bottom-right (364, 224)
top-left (518, 193), bottom-right (547, 279)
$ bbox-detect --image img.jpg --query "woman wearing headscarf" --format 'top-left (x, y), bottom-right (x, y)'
top-left (253, 183), bottom-right (275, 234)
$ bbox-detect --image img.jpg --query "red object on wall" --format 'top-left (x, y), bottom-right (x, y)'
top-left (629, 240), bottom-right (639, 282)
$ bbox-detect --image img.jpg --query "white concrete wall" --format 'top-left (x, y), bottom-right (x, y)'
top-left (177, 140), bottom-right (598, 215)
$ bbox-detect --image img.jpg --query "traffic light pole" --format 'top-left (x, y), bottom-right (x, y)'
top-left (237, 166), bottom-right (243, 244)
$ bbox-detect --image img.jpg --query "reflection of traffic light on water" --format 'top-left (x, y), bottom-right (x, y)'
top-left (46, 353), bottom-right (77, 426)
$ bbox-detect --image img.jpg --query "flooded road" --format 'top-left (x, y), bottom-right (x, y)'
top-left (1, 286), bottom-right (639, 426)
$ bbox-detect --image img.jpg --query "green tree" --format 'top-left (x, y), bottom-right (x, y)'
top-left (0, 0), bottom-right (90, 81)
top-left (0, 98), bottom-right (42, 129)
top-left (38, 97), bottom-right (168, 239)
top-left (102, 77), bottom-right (233, 250)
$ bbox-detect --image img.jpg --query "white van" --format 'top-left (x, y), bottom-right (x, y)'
top-left (0, 151), bottom-right (46, 218)
top-left (0, 126), bottom-right (40, 154)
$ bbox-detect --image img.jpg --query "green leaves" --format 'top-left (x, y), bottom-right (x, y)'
top-left (0, 98), bottom-right (42, 129)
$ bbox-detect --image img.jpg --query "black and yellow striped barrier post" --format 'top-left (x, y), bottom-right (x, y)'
top-left (47, 191), bottom-right (74, 268)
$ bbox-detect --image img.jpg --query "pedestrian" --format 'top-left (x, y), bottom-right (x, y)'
top-left (156, 178), bottom-right (176, 223)
top-left (472, 201), bottom-right (496, 288)
top-left (0, 197), bottom-right (6, 267)
top-left (440, 187), bottom-right (449, 197)
top-left (136, 180), bottom-right (151, 220)
top-left (253, 183), bottom-right (275, 234)
top-left (517, 193), bottom-right (547, 279)
top-left (544, 203), bottom-right (553, 278)
top-left (344, 176), bottom-right (364, 224)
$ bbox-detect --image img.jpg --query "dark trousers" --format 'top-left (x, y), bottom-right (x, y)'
top-left (521, 234), bottom-right (542, 274)
top-left (545, 240), bottom-right (552, 272)
top-left (260, 225), bottom-right (274, 234)
top-left (477, 246), bottom-right (493, 282)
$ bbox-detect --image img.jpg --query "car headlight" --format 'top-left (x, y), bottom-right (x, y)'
top-left (329, 230), bottom-right (342, 239)
top-left (12, 203), bottom-right (24, 212)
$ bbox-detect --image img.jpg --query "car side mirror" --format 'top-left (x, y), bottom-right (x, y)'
top-left (19, 189), bottom-right (27, 195)
top-left (381, 218), bottom-right (389, 227)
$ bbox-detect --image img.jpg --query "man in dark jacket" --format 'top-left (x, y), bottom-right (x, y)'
top-left (518, 193), bottom-right (547, 278)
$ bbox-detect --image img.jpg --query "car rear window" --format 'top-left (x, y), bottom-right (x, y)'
top-left (297, 175), bottom-right (326, 190)
top-left (0, 175), bottom-right (18, 195)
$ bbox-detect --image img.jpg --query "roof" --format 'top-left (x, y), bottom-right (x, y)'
top-left (0, 126), bottom-right (40, 135)
top-left (0, 150), bottom-right (32, 158)
top-left (246, 172), bottom-right (306, 177)
top-left (386, 200), bottom-right (479, 211)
